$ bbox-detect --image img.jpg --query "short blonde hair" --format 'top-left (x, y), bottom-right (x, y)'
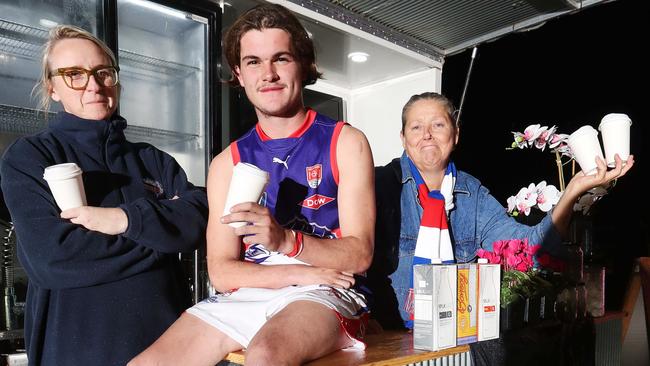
top-left (34, 25), bottom-right (118, 112)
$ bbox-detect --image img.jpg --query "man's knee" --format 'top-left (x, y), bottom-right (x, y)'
top-left (246, 337), bottom-right (295, 366)
top-left (245, 346), bottom-right (283, 366)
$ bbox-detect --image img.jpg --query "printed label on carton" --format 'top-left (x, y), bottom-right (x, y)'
top-left (413, 264), bottom-right (457, 351)
top-left (457, 263), bottom-right (478, 344)
top-left (478, 263), bottom-right (500, 341)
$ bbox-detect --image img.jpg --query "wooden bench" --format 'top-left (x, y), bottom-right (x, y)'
top-left (222, 331), bottom-right (471, 365)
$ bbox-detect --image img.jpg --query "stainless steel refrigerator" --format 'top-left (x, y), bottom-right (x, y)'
top-left (0, 0), bottom-right (221, 352)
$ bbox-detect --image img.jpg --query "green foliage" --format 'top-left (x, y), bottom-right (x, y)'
top-left (500, 269), bottom-right (553, 307)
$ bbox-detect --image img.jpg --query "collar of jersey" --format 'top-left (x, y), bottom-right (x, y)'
top-left (255, 108), bottom-right (316, 141)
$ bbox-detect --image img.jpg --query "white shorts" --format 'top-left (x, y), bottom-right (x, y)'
top-left (187, 245), bottom-right (369, 349)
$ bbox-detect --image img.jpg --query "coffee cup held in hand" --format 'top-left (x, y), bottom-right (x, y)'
top-left (43, 163), bottom-right (87, 211)
top-left (567, 125), bottom-right (604, 176)
top-left (598, 113), bottom-right (632, 168)
top-left (223, 162), bottom-right (270, 228)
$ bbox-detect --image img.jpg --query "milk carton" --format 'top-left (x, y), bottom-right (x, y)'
top-left (477, 259), bottom-right (500, 341)
top-left (413, 263), bottom-right (457, 351)
top-left (457, 263), bottom-right (478, 344)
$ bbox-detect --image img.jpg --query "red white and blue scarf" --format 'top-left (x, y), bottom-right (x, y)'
top-left (405, 157), bottom-right (456, 326)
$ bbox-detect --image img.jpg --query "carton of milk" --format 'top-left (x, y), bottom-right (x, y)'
top-left (413, 264), bottom-right (457, 351)
top-left (477, 259), bottom-right (501, 341)
top-left (457, 263), bottom-right (478, 345)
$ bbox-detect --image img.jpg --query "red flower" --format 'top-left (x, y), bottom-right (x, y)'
top-left (477, 249), bottom-right (501, 264)
top-left (537, 253), bottom-right (566, 272)
top-left (492, 240), bottom-right (507, 257)
top-left (525, 244), bottom-right (541, 257)
top-left (481, 238), bottom-right (541, 272)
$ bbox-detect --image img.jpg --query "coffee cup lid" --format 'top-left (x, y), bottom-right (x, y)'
top-left (568, 125), bottom-right (598, 141)
top-left (598, 113), bottom-right (632, 130)
top-left (43, 163), bottom-right (82, 181)
top-left (235, 162), bottom-right (269, 180)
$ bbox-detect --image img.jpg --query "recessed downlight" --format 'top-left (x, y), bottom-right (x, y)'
top-left (39, 19), bottom-right (58, 28)
top-left (347, 52), bottom-right (369, 63)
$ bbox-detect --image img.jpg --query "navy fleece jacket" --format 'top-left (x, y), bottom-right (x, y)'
top-left (0, 112), bottom-right (208, 365)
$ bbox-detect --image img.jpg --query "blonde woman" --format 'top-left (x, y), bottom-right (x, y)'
top-left (0, 25), bottom-right (208, 365)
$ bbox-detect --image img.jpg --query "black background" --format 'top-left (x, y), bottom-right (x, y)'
top-left (441, 0), bottom-right (648, 309)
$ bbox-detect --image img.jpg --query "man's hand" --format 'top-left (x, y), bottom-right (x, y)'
top-left (221, 202), bottom-right (294, 254)
top-left (294, 267), bottom-right (356, 289)
top-left (60, 206), bottom-right (129, 235)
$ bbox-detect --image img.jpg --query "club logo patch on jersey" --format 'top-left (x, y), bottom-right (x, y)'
top-left (299, 194), bottom-right (334, 210)
top-left (306, 164), bottom-right (322, 188)
top-left (143, 178), bottom-right (164, 197)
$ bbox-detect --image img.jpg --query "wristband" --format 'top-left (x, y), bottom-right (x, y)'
top-left (286, 230), bottom-right (304, 258)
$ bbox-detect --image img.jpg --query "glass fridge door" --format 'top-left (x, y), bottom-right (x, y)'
top-left (116, 0), bottom-right (208, 186)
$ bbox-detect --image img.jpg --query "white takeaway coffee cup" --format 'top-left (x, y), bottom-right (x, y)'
top-left (223, 162), bottom-right (270, 228)
top-left (43, 163), bottom-right (87, 211)
top-left (598, 113), bottom-right (632, 167)
top-left (567, 125), bottom-right (604, 176)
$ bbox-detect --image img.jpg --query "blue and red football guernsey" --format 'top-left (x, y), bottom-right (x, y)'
top-left (231, 109), bottom-right (345, 239)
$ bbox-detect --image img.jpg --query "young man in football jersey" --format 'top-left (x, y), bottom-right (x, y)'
top-left (129, 3), bottom-right (375, 365)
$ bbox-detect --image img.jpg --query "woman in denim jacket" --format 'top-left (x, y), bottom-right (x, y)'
top-left (366, 92), bottom-right (634, 329)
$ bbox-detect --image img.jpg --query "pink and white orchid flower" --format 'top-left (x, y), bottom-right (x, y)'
top-left (533, 126), bottom-right (551, 150)
top-left (535, 181), bottom-right (561, 212)
top-left (507, 181), bottom-right (561, 216)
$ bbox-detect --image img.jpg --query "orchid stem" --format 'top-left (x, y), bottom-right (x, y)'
top-left (555, 150), bottom-right (565, 191)
top-left (572, 159), bottom-right (576, 177)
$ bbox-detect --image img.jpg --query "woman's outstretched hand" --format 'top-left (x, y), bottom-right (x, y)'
top-left (565, 153), bottom-right (634, 199)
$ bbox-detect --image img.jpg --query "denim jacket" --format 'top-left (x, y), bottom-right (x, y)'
top-left (367, 152), bottom-right (563, 328)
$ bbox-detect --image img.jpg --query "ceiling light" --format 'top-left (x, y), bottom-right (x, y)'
top-left (347, 52), bottom-right (369, 63)
top-left (39, 19), bottom-right (58, 28)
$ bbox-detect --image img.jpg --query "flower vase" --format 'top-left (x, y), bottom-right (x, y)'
top-left (500, 298), bottom-right (525, 331)
top-left (524, 295), bottom-right (542, 324)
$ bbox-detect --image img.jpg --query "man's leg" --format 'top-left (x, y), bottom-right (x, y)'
top-left (245, 301), bottom-right (355, 366)
top-left (128, 312), bottom-right (242, 366)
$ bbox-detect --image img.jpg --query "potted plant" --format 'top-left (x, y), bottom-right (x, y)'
top-left (524, 271), bottom-right (554, 324)
top-left (506, 123), bottom-right (610, 219)
top-left (499, 269), bottom-right (527, 330)
top-left (478, 238), bottom-right (542, 330)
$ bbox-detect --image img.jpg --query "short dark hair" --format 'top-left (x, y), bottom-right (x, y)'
top-left (401, 92), bottom-right (457, 132)
top-left (223, 3), bottom-right (322, 87)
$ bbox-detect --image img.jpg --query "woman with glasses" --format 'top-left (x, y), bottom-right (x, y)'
top-left (0, 25), bottom-right (208, 365)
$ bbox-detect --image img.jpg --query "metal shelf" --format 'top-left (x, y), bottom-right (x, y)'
top-left (0, 19), bottom-right (47, 59)
top-left (0, 104), bottom-right (49, 135)
top-left (0, 328), bottom-right (23, 340)
top-left (0, 104), bottom-right (198, 147)
top-left (119, 49), bottom-right (201, 83)
top-left (0, 19), bottom-right (201, 82)
top-left (124, 124), bottom-right (199, 147)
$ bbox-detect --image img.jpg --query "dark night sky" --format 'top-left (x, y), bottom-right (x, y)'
top-left (441, 0), bottom-right (648, 308)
